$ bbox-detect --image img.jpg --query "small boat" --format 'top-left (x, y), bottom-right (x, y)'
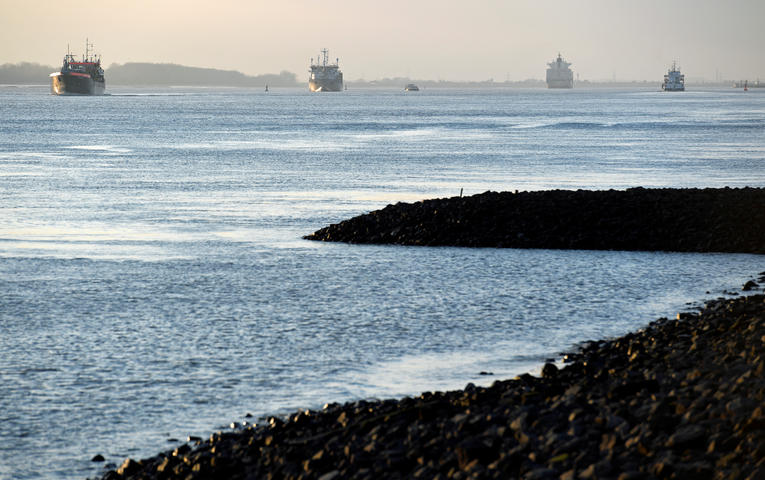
top-left (404, 83), bottom-right (419, 91)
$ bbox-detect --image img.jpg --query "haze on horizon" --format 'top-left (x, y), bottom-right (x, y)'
top-left (1, 0), bottom-right (763, 82)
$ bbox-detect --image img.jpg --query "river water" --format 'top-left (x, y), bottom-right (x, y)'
top-left (1, 85), bottom-right (764, 479)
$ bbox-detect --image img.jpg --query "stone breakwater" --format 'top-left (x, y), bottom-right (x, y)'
top-left (303, 188), bottom-right (765, 253)
top-left (99, 288), bottom-right (765, 480)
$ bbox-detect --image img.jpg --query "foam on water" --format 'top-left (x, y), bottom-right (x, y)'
top-left (64, 145), bottom-right (133, 153)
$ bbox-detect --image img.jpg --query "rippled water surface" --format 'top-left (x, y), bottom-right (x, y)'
top-left (1, 85), bottom-right (764, 479)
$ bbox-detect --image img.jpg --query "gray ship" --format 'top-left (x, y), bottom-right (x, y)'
top-left (661, 62), bottom-right (685, 91)
top-left (309, 49), bottom-right (343, 92)
top-left (546, 53), bottom-right (573, 89)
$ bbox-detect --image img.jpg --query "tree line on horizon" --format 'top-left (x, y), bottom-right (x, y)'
top-left (0, 62), bottom-right (299, 87)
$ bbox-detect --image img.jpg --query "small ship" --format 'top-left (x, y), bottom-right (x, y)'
top-left (309, 49), bottom-right (343, 92)
top-left (50, 40), bottom-right (105, 95)
top-left (661, 62), bottom-right (685, 92)
top-left (546, 53), bottom-right (573, 89)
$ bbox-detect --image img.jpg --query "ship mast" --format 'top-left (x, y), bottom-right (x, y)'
top-left (84, 38), bottom-right (98, 62)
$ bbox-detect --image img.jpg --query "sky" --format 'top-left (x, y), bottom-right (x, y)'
top-left (1, 0), bottom-right (764, 82)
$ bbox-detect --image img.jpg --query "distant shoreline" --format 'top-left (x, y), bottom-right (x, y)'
top-left (0, 62), bottom-right (747, 89)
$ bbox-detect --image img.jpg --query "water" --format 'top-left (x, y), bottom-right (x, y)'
top-left (1, 85), bottom-right (764, 479)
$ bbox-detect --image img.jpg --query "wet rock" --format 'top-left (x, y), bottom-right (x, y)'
top-left (743, 280), bottom-right (759, 291)
top-left (674, 461), bottom-right (713, 480)
top-left (91, 454), bottom-right (105, 462)
top-left (523, 467), bottom-right (558, 479)
top-left (318, 471), bottom-right (341, 480)
top-left (172, 444), bottom-right (190, 457)
top-left (116, 458), bottom-right (141, 477)
top-left (617, 472), bottom-right (648, 480)
top-left (541, 363), bottom-right (558, 378)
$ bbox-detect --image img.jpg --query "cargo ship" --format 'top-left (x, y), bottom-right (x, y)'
top-left (546, 53), bottom-right (573, 89)
top-left (661, 62), bottom-right (685, 91)
top-left (309, 49), bottom-right (343, 92)
top-left (50, 40), bottom-right (105, 95)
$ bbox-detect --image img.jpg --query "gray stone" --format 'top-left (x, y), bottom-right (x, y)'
top-left (666, 425), bottom-right (706, 449)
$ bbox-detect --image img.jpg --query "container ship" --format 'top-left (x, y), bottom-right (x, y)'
top-left (661, 62), bottom-right (685, 91)
top-left (309, 49), bottom-right (343, 92)
top-left (546, 53), bottom-right (573, 89)
top-left (50, 40), bottom-right (105, 95)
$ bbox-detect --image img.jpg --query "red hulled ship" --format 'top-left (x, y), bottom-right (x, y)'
top-left (50, 40), bottom-right (105, 95)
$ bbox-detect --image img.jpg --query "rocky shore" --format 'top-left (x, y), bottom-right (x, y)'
top-left (98, 280), bottom-right (765, 480)
top-left (304, 188), bottom-right (765, 253)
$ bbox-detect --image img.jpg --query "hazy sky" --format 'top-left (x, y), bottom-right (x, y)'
top-left (1, 0), bottom-right (763, 82)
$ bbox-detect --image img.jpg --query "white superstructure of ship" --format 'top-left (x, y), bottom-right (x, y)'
top-left (662, 62), bottom-right (685, 91)
top-left (546, 53), bottom-right (573, 89)
top-left (309, 49), bottom-right (343, 92)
